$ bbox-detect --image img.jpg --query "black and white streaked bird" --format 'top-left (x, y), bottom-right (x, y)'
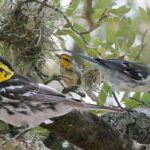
top-left (65, 50), bottom-right (150, 92)
top-left (0, 55), bottom-right (121, 129)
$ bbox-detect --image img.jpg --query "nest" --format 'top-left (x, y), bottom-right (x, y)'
top-left (0, 0), bottom-right (65, 77)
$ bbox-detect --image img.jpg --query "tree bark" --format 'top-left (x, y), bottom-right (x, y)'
top-left (41, 109), bottom-right (149, 150)
top-left (41, 111), bottom-right (125, 150)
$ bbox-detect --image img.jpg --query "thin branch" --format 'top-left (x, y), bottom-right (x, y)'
top-left (112, 91), bottom-right (123, 108)
top-left (37, 0), bottom-right (48, 14)
top-left (129, 97), bottom-right (150, 107)
top-left (62, 86), bottom-right (86, 97)
top-left (43, 75), bottom-right (64, 85)
top-left (84, 0), bottom-right (94, 29)
top-left (40, 111), bottom-right (131, 150)
top-left (134, 27), bottom-right (150, 61)
top-left (35, 28), bottom-right (42, 47)
top-left (24, 0), bottom-right (102, 48)
top-left (81, 8), bottom-right (109, 35)
top-left (36, 1), bottom-right (89, 46)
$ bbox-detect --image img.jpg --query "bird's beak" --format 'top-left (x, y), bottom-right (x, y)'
top-left (65, 50), bottom-right (99, 64)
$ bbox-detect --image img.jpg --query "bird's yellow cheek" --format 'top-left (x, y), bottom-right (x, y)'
top-left (0, 63), bottom-right (14, 83)
top-left (60, 59), bottom-right (72, 69)
top-left (0, 71), bottom-right (14, 82)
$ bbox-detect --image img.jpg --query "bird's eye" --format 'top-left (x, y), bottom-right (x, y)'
top-left (64, 58), bottom-right (69, 61)
top-left (0, 68), bottom-right (3, 72)
top-left (0, 68), bottom-right (10, 77)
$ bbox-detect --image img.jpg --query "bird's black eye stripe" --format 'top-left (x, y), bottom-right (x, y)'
top-left (0, 68), bottom-right (12, 78)
top-left (63, 58), bottom-right (72, 63)
top-left (0, 56), bottom-right (14, 71)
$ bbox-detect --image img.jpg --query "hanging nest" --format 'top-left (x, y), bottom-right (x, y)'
top-left (0, 0), bottom-right (65, 79)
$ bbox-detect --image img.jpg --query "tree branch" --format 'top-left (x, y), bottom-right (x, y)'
top-left (40, 109), bottom-right (150, 150)
top-left (134, 27), bottom-right (150, 61)
top-left (102, 108), bottom-right (150, 144)
top-left (41, 111), bottom-right (126, 150)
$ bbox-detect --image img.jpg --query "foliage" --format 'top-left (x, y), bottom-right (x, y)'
top-left (0, 0), bottom-right (149, 110)
top-left (57, 0), bottom-right (150, 109)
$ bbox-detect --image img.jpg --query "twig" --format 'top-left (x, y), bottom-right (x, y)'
top-left (62, 86), bottom-right (86, 97)
top-left (43, 75), bottom-right (64, 85)
top-left (134, 27), bottom-right (150, 61)
top-left (23, 0), bottom-right (100, 48)
top-left (34, 66), bottom-right (48, 81)
top-left (112, 91), bottom-right (123, 109)
top-left (84, 0), bottom-right (94, 29)
top-left (81, 8), bottom-right (109, 35)
top-left (37, 1), bottom-right (89, 46)
top-left (129, 97), bottom-right (150, 107)
top-left (37, 0), bottom-right (48, 14)
top-left (35, 28), bottom-right (42, 47)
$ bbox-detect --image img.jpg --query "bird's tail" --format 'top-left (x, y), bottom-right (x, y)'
top-left (66, 99), bottom-right (123, 112)
top-left (65, 50), bottom-right (109, 70)
top-left (80, 102), bottom-right (123, 112)
top-left (65, 50), bottom-right (99, 64)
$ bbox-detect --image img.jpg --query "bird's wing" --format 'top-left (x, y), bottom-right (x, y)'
top-left (0, 74), bottom-right (70, 103)
top-left (0, 74), bottom-right (123, 115)
top-left (97, 59), bottom-right (150, 81)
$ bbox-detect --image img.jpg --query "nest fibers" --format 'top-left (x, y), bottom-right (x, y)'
top-left (0, 0), bottom-right (65, 78)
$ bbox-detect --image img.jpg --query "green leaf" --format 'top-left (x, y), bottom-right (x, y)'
top-left (94, 0), bottom-right (112, 8)
top-left (124, 92), bottom-right (142, 108)
top-left (139, 7), bottom-right (150, 23)
top-left (141, 93), bottom-right (150, 104)
top-left (0, 0), bottom-right (4, 5)
top-left (60, 40), bottom-right (67, 49)
top-left (52, 0), bottom-right (61, 7)
top-left (100, 42), bottom-right (116, 53)
top-left (97, 83), bottom-right (111, 105)
top-left (87, 47), bottom-right (99, 57)
top-left (92, 8), bottom-right (107, 19)
top-left (127, 31), bottom-right (135, 47)
top-left (127, 45), bottom-right (141, 59)
top-left (73, 23), bottom-right (91, 42)
top-left (110, 6), bottom-right (130, 15)
top-left (61, 23), bottom-right (91, 43)
top-left (93, 37), bottom-right (100, 47)
top-left (132, 92), bottom-right (141, 99)
top-left (61, 28), bottom-right (85, 49)
top-left (106, 18), bottom-right (117, 44)
top-left (30, 127), bottom-right (48, 137)
top-left (124, 98), bottom-right (141, 108)
top-left (66, 0), bottom-right (79, 16)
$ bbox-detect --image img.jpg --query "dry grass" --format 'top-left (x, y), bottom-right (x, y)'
top-left (0, 0), bottom-right (64, 77)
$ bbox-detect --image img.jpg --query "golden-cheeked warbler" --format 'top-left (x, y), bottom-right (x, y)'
top-left (0, 55), bottom-right (121, 129)
top-left (56, 53), bottom-right (86, 96)
top-left (56, 53), bottom-right (82, 87)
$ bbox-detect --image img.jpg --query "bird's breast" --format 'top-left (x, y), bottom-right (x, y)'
top-left (0, 96), bottom-right (73, 128)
